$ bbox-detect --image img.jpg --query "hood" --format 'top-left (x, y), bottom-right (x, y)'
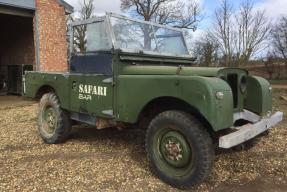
top-left (121, 65), bottom-right (226, 77)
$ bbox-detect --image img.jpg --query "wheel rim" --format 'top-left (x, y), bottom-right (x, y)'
top-left (160, 131), bottom-right (191, 168)
top-left (42, 106), bottom-right (57, 134)
top-left (153, 125), bottom-right (195, 177)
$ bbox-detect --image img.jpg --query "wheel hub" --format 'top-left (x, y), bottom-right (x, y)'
top-left (160, 131), bottom-right (191, 168)
top-left (47, 110), bottom-right (56, 128)
top-left (165, 140), bottom-right (183, 161)
top-left (43, 106), bottom-right (57, 134)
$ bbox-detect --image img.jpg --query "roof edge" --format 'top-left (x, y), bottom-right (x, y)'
top-left (58, 0), bottom-right (74, 14)
top-left (0, 2), bottom-right (35, 11)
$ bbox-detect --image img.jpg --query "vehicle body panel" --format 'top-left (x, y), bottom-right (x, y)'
top-left (24, 13), bottom-right (277, 134)
top-left (68, 74), bottom-right (114, 118)
top-left (244, 76), bottom-right (272, 115)
top-left (116, 70), bottom-right (234, 131)
top-left (25, 72), bottom-right (70, 109)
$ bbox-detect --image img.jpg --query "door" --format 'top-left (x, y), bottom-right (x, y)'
top-left (69, 18), bottom-right (114, 118)
top-left (69, 73), bottom-right (114, 118)
top-left (69, 52), bottom-right (114, 118)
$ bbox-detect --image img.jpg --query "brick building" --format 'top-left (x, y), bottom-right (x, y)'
top-left (0, 0), bottom-right (73, 95)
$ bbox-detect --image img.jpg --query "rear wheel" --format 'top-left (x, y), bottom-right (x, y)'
top-left (146, 110), bottom-right (214, 189)
top-left (38, 93), bottom-right (71, 144)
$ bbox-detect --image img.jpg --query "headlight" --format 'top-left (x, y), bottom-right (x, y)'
top-left (240, 75), bottom-right (247, 94)
top-left (216, 91), bottom-right (224, 100)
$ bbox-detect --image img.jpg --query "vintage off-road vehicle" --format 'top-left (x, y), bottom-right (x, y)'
top-left (24, 13), bottom-right (283, 188)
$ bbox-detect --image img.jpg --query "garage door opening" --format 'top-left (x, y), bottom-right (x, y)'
top-left (0, 13), bottom-right (35, 96)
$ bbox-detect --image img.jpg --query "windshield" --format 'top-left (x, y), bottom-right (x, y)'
top-left (110, 16), bottom-right (189, 56)
top-left (73, 21), bottom-right (111, 53)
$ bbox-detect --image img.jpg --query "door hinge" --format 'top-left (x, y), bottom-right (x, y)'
top-left (102, 110), bottom-right (114, 117)
top-left (102, 78), bottom-right (114, 85)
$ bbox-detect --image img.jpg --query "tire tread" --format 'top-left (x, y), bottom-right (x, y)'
top-left (38, 93), bottom-right (71, 144)
top-left (145, 110), bottom-right (214, 189)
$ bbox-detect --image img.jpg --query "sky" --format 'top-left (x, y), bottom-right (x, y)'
top-left (65, 0), bottom-right (287, 40)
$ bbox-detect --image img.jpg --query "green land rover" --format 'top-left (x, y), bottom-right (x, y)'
top-left (24, 13), bottom-right (283, 188)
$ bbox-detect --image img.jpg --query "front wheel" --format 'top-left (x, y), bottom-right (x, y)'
top-left (38, 93), bottom-right (71, 144)
top-left (145, 110), bottom-right (214, 189)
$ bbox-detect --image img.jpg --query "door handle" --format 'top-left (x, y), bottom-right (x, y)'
top-left (72, 81), bottom-right (77, 90)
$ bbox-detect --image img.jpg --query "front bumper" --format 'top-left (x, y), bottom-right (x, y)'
top-left (219, 111), bottom-right (284, 148)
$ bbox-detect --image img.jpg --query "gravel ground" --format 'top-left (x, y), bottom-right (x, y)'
top-left (0, 89), bottom-right (286, 192)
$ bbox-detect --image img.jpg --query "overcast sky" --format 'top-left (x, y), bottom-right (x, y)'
top-left (65, 0), bottom-right (287, 39)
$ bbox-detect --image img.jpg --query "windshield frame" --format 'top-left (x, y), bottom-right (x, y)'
top-left (70, 16), bottom-right (114, 56)
top-left (69, 13), bottom-right (192, 59)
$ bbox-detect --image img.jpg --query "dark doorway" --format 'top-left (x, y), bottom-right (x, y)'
top-left (0, 13), bottom-right (35, 95)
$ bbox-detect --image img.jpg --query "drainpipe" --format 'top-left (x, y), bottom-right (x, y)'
top-left (34, 10), bottom-right (41, 71)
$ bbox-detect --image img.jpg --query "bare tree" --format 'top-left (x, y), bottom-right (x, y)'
top-left (272, 16), bottom-right (287, 67)
top-left (193, 34), bottom-right (219, 67)
top-left (264, 52), bottom-right (276, 79)
top-left (235, 0), bottom-right (270, 66)
top-left (120, 0), bottom-right (201, 50)
top-left (209, 0), bottom-right (270, 67)
top-left (210, 0), bottom-right (234, 67)
top-left (121, 0), bottom-right (201, 29)
top-left (69, 0), bottom-right (95, 52)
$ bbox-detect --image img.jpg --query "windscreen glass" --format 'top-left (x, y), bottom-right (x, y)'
top-left (73, 21), bottom-right (111, 53)
top-left (110, 16), bottom-right (189, 56)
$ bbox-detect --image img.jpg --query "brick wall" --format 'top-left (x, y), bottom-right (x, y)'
top-left (35, 0), bottom-right (68, 72)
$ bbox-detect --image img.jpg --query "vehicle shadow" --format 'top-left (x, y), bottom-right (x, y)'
top-left (70, 124), bottom-right (269, 165)
top-left (70, 125), bottom-right (148, 169)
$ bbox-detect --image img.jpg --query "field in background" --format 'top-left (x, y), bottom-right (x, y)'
top-left (243, 63), bottom-right (287, 80)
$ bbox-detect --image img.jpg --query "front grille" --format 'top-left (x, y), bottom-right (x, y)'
top-left (226, 74), bottom-right (238, 108)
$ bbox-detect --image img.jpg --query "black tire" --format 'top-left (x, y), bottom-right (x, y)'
top-left (38, 93), bottom-right (71, 144)
top-left (145, 110), bottom-right (214, 189)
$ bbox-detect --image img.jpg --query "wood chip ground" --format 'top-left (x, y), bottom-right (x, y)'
top-left (0, 89), bottom-right (286, 191)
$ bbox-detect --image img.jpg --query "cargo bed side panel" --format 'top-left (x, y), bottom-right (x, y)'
top-left (25, 72), bottom-right (71, 109)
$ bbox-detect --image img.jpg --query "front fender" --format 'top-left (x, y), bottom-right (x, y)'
top-left (116, 75), bottom-right (233, 131)
top-left (180, 77), bottom-right (233, 131)
top-left (244, 76), bottom-right (272, 115)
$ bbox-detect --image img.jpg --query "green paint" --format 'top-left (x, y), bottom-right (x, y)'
top-left (244, 76), bottom-right (272, 115)
top-left (116, 74), bottom-right (233, 131)
top-left (121, 65), bottom-right (224, 76)
top-left (24, 57), bottom-right (273, 132)
top-left (160, 131), bottom-right (191, 168)
top-left (24, 14), bottom-right (274, 132)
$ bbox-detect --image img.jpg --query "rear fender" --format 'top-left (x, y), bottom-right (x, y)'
top-left (25, 72), bottom-right (70, 109)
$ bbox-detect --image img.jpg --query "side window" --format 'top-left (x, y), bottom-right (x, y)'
top-left (71, 21), bottom-right (113, 74)
top-left (73, 21), bottom-right (111, 53)
top-left (86, 22), bottom-right (111, 51)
